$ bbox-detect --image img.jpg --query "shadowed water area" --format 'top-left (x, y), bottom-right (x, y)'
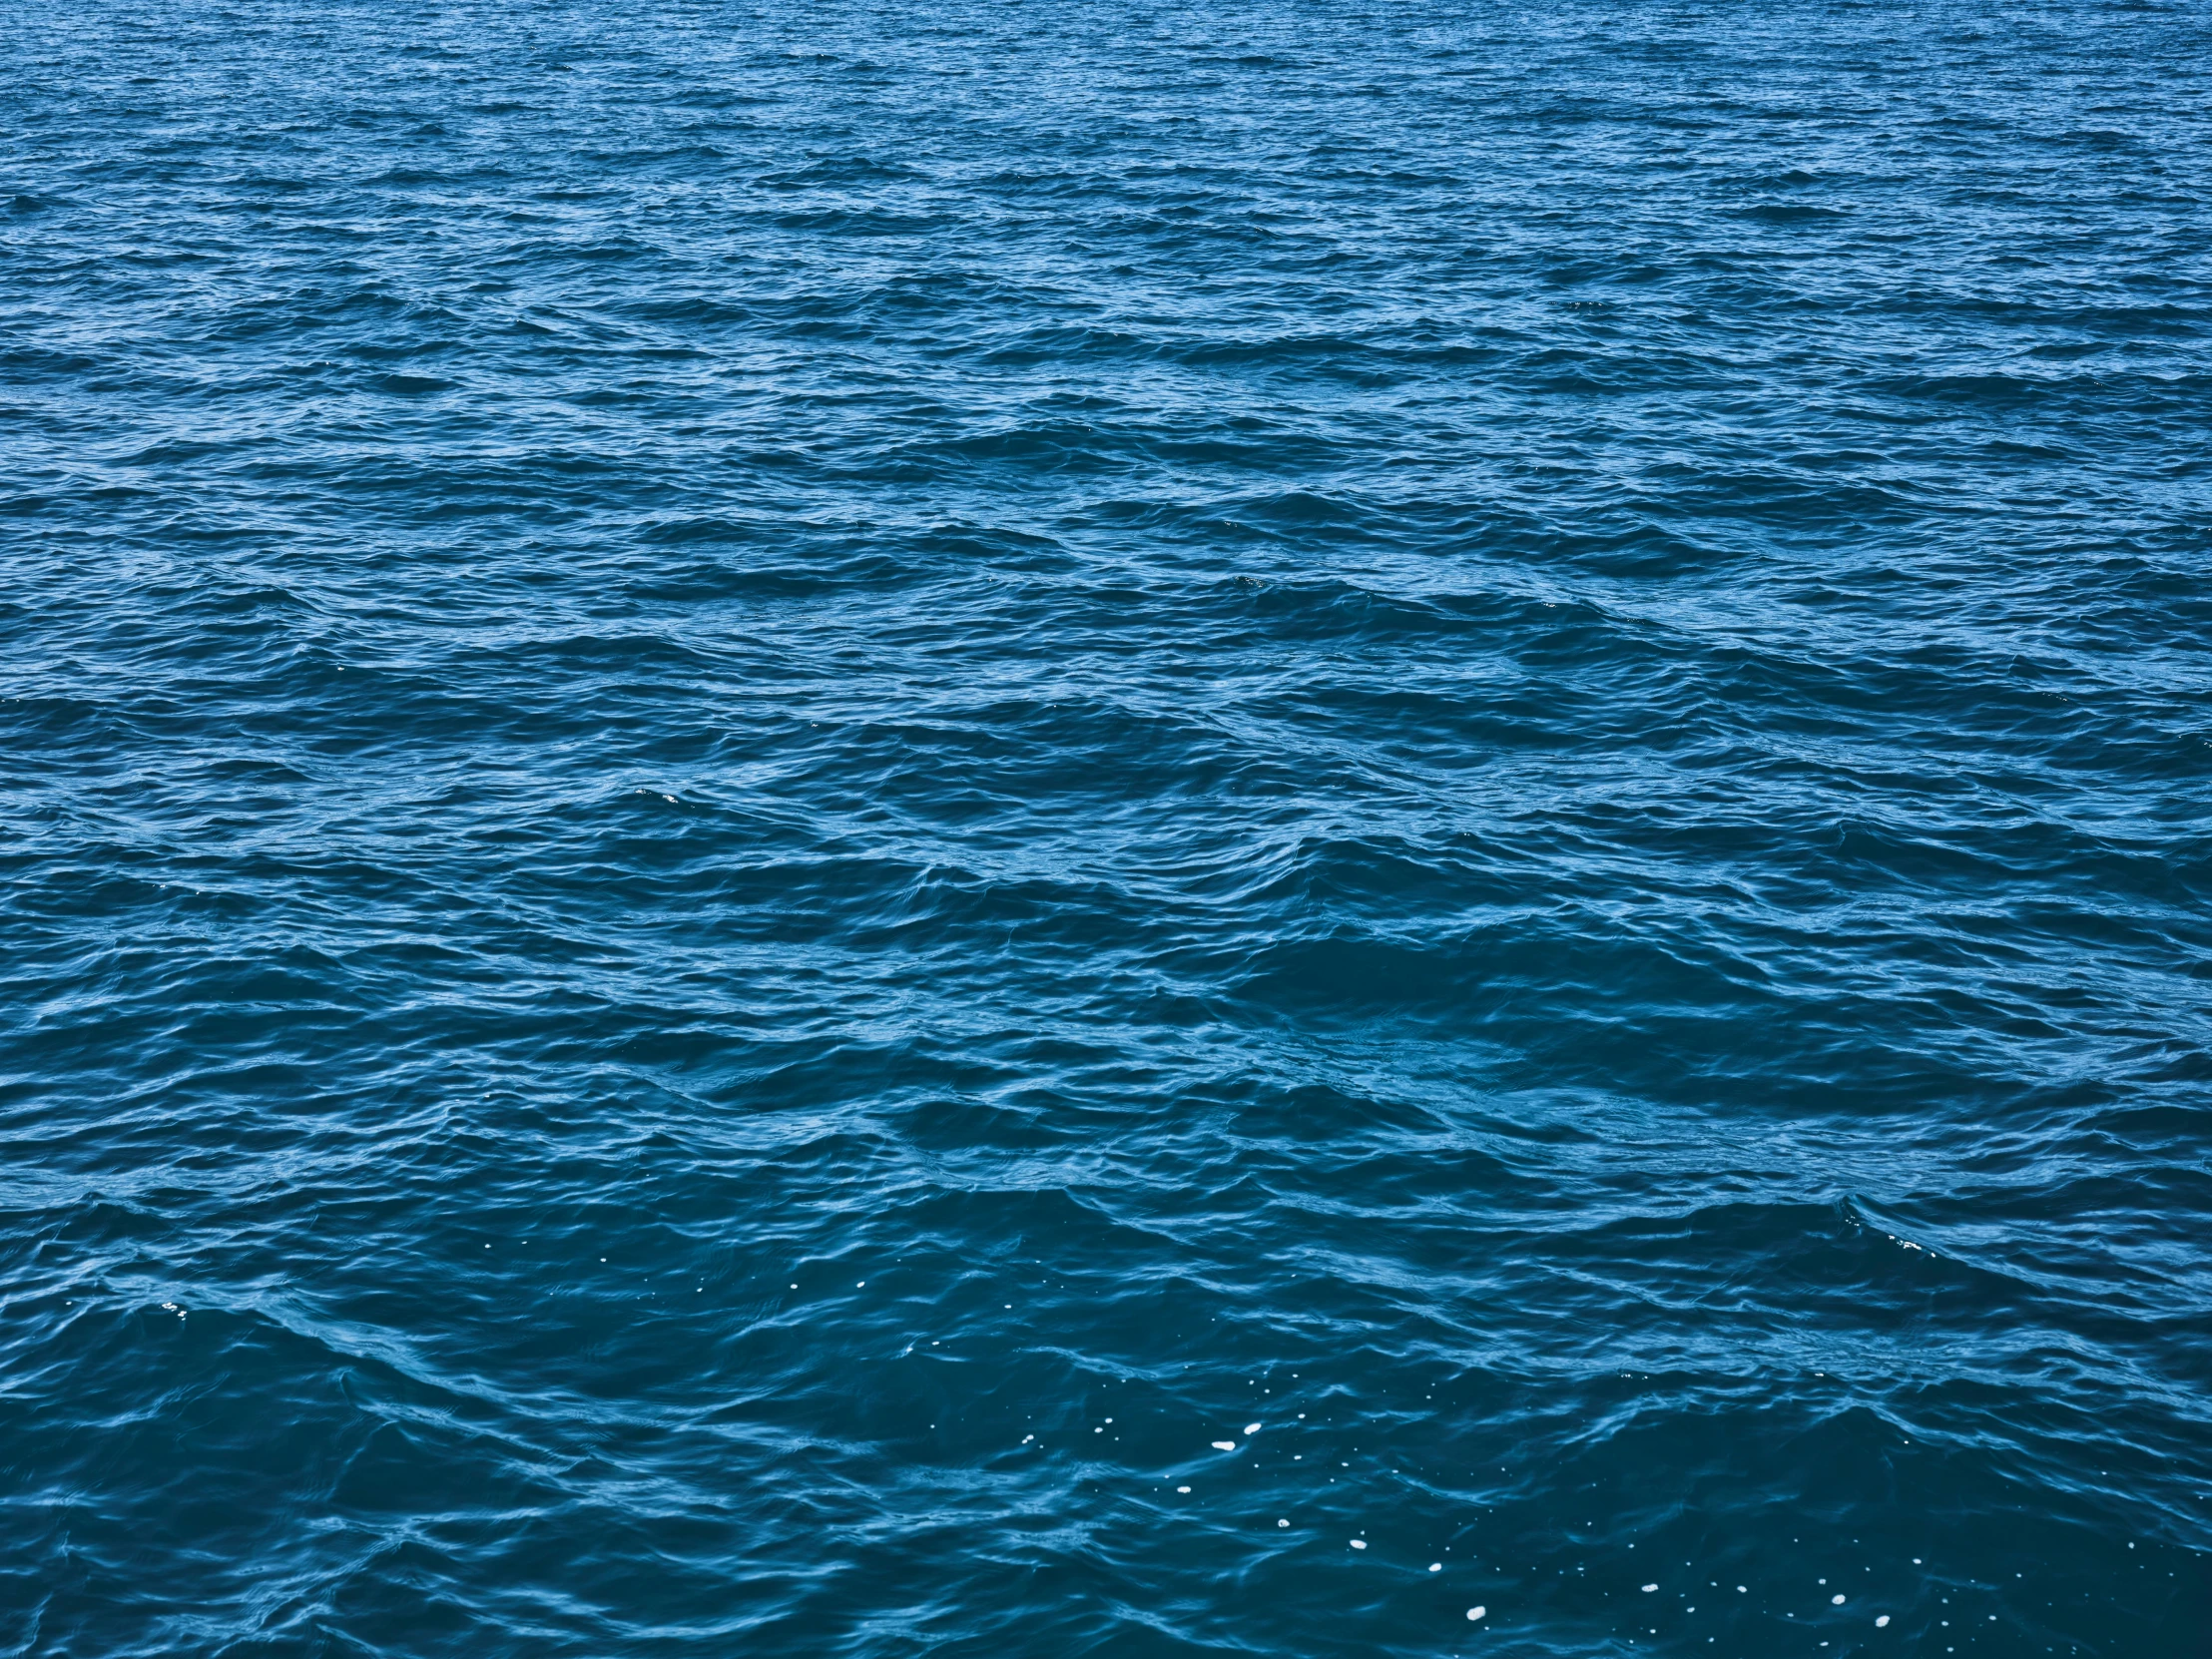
top-left (2, 0), bottom-right (2209, 1654)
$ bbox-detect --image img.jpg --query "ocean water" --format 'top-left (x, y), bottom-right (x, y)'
top-left (3, 0), bottom-right (2209, 1654)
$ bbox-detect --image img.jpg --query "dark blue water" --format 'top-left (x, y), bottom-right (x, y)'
top-left (4, 1), bottom-right (2209, 1654)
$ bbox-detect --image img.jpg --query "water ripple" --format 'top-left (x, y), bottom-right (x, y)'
top-left (3, 0), bottom-right (2209, 1654)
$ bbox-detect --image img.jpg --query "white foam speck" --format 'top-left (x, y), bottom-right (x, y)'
top-left (1429, 1563), bottom-right (1441, 1572)
top-left (1467, 1607), bottom-right (1486, 1621)
top-left (1176, 1485), bottom-right (1190, 1494)
top-left (1833, 1595), bottom-right (1847, 1606)
top-left (1279, 1519), bottom-right (1290, 1528)
top-left (1351, 1540), bottom-right (1367, 1550)
top-left (1245, 1422), bottom-right (1261, 1434)
top-left (1213, 1440), bottom-right (1236, 1451)
top-left (1877, 1615), bottom-right (1891, 1628)
top-left (1642, 1584), bottom-right (1657, 1593)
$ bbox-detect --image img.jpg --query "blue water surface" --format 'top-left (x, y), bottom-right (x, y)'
top-left (3, 1), bottom-right (2209, 1654)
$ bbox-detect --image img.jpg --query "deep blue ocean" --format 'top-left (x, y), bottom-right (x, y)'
top-left (3, 1), bottom-right (2209, 1654)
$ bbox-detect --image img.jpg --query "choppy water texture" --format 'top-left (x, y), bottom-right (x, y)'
top-left (4, 0), bottom-right (2211, 1654)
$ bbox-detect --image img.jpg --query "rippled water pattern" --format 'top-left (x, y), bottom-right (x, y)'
top-left (4, 1), bottom-right (2209, 1654)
